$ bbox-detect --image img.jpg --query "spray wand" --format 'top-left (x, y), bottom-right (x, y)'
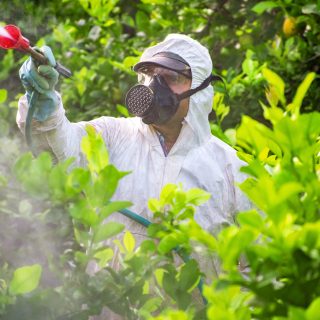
top-left (0, 24), bottom-right (72, 78)
top-left (0, 24), bottom-right (72, 150)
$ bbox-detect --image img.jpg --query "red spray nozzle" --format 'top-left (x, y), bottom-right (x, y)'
top-left (0, 24), bottom-right (72, 78)
top-left (0, 25), bottom-right (30, 50)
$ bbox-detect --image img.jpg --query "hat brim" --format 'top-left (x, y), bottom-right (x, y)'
top-left (133, 56), bottom-right (190, 74)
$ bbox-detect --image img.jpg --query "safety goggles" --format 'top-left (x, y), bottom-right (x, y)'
top-left (137, 66), bottom-right (192, 87)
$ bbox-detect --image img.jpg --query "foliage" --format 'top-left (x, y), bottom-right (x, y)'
top-left (209, 70), bottom-right (320, 319)
top-left (1, 0), bottom-right (319, 128)
top-left (0, 125), bottom-right (210, 319)
top-left (0, 0), bottom-right (319, 319)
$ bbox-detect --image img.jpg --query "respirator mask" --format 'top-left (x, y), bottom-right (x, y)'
top-left (125, 67), bottom-right (215, 125)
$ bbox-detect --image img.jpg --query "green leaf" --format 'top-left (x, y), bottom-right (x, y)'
top-left (48, 164), bottom-right (69, 201)
top-left (237, 210), bottom-right (265, 230)
top-left (123, 231), bottom-right (135, 253)
top-left (0, 89), bottom-right (7, 103)
top-left (239, 177), bottom-right (270, 212)
top-left (100, 201), bottom-right (132, 219)
top-left (86, 165), bottom-right (129, 205)
top-left (236, 115), bottom-right (281, 158)
top-left (252, 1), bottom-right (279, 14)
top-left (212, 92), bottom-right (230, 124)
top-left (175, 190), bottom-right (187, 207)
top-left (211, 123), bottom-right (233, 145)
top-left (126, 255), bottom-right (145, 274)
top-left (178, 207), bottom-right (195, 220)
top-left (143, 279), bottom-right (150, 294)
top-left (242, 58), bottom-right (255, 76)
top-left (162, 270), bottom-right (177, 297)
top-left (276, 182), bottom-right (304, 204)
top-left (219, 227), bottom-right (256, 270)
top-left (158, 235), bottom-right (179, 254)
top-left (158, 233), bottom-right (187, 254)
top-left (306, 297), bottom-right (320, 320)
top-left (9, 264), bottom-right (42, 295)
top-left (116, 104), bottom-right (129, 117)
top-left (14, 152), bottom-right (52, 197)
top-left (300, 224), bottom-right (320, 249)
top-left (272, 113), bottom-right (320, 167)
top-left (292, 72), bottom-right (316, 114)
top-left (288, 306), bottom-right (307, 320)
top-left (181, 221), bottom-right (217, 250)
top-left (186, 188), bottom-right (211, 206)
top-left (74, 227), bottom-right (90, 246)
top-left (178, 259), bottom-right (200, 292)
top-left (113, 239), bottom-right (126, 254)
top-left (13, 153), bottom-right (34, 180)
top-left (74, 251), bottom-right (89, 265)
top-left (240, 159), bottom-right (270, 179)
top-left (93, 222), bottom-right (124, 243)
top-left (67, 167), bottom-right (91, 193)
top-left (0, 174), bottom-right (7, 187)
top-left (94, 248), bottom-right (114, 268)
top-left (261, 101), bottom-right (284, 124)
top-left (148, 198), bottom-right (162, 212)
top-left (136, 11), bottom-right (150, 31)
top-left (159, 183), bottom-right (177, 206)
top-left (108, 59), bottom-right (134, 74)
top-left (123, 56), bottom-right (140, 68)
top-left (140, 297), bottom-right (162, 313)
top-left (262, 68), bottom-right (285, 104)
top-left (69, 200), bottom-right (99, 226)
top-left (140, 240), bottom-right (157, 253)
top-left (154, 268), bottom-right (165, 287)
top-left (302, 4), bottom-right (320, 15)
top-left (176, 290), bottom-right (192, 310)
top-left (81, 125), bottom-right (109, 173)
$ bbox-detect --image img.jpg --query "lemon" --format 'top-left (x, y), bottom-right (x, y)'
top-left (283, 17), bottom-right (297, 37)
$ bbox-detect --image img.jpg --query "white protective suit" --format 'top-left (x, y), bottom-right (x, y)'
top-left (17, 34), bottom-right (251, 278)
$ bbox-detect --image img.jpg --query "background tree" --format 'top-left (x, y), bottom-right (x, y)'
top-left (0, 1), bottom-right (319, 319)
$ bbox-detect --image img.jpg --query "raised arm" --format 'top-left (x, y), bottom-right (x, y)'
top-left (17, 46), bottom-right (91, 167)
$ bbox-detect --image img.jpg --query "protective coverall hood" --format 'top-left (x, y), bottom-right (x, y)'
top-left (137, 34), bottom-right (213, 146)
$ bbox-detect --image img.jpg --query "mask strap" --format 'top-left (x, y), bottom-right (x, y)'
top-left (178, 74), bottom-right (223, 101)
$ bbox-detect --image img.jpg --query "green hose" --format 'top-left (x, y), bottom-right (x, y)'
top-left (25, 90), bottom-right (39, 155)
top-left (119, 208), bottom-right (152, 227)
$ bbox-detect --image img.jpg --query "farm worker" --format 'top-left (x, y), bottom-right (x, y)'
top-left (17, 34), bottom-right (251, 277)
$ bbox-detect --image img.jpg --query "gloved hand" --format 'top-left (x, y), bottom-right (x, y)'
top-left (19, 46), bottom-right (59, 122)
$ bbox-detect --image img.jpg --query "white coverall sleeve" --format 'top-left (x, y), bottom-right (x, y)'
top-left (16, 93), bottom-right (114, 167)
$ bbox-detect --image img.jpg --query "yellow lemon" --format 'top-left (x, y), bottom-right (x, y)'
top-left (283, 17), bottom-right (297, 37)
